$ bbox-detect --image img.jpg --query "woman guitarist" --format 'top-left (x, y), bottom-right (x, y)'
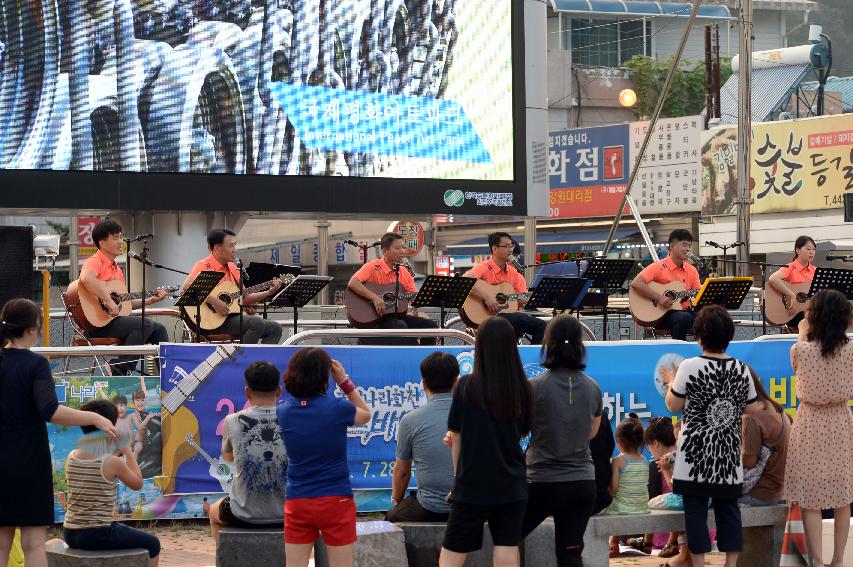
top-left (767, 235), bottom-right (816, 331)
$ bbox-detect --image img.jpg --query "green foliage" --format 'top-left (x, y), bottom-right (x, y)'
top-left (46, 220), bottom-right (69, 241)
top-left (622, 55), bottom-right (733, 118)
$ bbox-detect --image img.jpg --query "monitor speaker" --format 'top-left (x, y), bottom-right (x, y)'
top-left (0, 226), bottom-right (34, 310)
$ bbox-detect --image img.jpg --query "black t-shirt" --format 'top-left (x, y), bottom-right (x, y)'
top-left (447, 375), bottom-right (531, 505)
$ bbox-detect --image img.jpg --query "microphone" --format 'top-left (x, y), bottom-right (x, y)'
top-left (705, 240), bottom-right (721, 248)
top-left (826, 254), bottom-right (853, 261)
top-left (731, 241), bottom-right (745, 247)
top-left (344, 240), bottom-right (360, 247)
top-left (370, 241), bottom-right (382, 248)
top-left (508, 256), bottom-right (525, 273)
top-left (400, 257), bottom-right (416, 277)
top-left (128, 251), bottom-right (153, 266)
top-left (235, 257), bottom-right (250, 282)
top-left (686, 251), bottom-right (703, 265)
top-left (125, 234), bottom-right (153, 243)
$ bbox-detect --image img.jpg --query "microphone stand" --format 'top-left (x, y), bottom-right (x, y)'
top-left (393, 262), bottom-right (401, 318)
top-left (724, 259), bottom-right (789, 336)
top-left (236, 258), bottom-right (246, 342)
top-left (139, 239), bottom-right (149, 343)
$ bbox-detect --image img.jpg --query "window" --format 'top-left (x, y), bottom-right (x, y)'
top-left (564, 16), bottom-right (652, 67)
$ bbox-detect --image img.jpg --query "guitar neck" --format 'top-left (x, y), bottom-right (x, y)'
top-left (675, 289), bottom-right (700, 300)
top-left (118, 290), bottom-right (159, 302)
top-left (163, 345), bottom-right (238, 413)
top-left (185, 435), bottom-right (217, 467)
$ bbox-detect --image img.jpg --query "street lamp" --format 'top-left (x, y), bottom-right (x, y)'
top-left (618, 88), bottom-right (638, 107)
top-left (808, 24), bottom-right (832, 116)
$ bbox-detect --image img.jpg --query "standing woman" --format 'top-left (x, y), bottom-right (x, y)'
top-left (767, 235), bottom-right (816, 330)
top-left (522, 315), bottom-right (602, 567)
top-left (441, 317), bottom-right (533, 567)
top-left (0, 299), bottom-right (117, 567)
top-left (784, 289), bottom-right (852, 567)
top-left (277, 348), bottom-right (371, 567)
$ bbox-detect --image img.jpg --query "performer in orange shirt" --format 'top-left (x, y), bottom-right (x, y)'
top-left (767, 235), bottom-right (816, 330)
top-left (182, 229), bottom-right (283, 344)
top-left (347, 232), bottom-right (438, 345)
top-left (630, 230), bottom-right (702, 341)
top-left (463, 232), bottom-right (546, 344)
top-left (80, 220), bottom-right (169, 374)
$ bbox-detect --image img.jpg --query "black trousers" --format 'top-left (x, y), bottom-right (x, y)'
top-left (500, 312), bottom-right (547, 344)
top-left (682, 494), bottom-right (743, 554)
top-left (359, 314), bottom-right (438, 345)
top-left (657, 309), bottom-right (696, 341)
top-left (521, 480), bottom-right (596, 567)
top-left (87, 315), bottom-right (169, 374)
top-left (385, 493), bottom-right (449, 523)
top-left (215, 313), bottom-right (282, 344)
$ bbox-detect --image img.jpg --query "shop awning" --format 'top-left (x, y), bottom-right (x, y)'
top-left (446, 228), bottom-right (642, 258)
top-left (713, 64), bottom-right (813, 124)
top-left (549, 0), bottom-right (732, 19)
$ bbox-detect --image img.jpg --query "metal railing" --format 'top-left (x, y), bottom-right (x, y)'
top-left (34, 345), bottom-right (160, 357)
top-left (284, 328), bottom-right (476, 345)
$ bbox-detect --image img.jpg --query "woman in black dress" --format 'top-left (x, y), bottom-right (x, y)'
top-left (0, 299), bottom-right (117, 567)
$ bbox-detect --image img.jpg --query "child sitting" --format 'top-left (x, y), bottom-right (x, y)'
top-left (63, 399), bottom-right (160, 566)
top-left (605, 413), bottom-right (650, 557)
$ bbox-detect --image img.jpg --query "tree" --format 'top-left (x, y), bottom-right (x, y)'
top-left (622, 55), bottom-right (734, 119)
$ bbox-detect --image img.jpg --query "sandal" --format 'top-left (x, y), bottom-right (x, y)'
top-left (659, 543), bottom-right (679, 558)
top-left (626, 537), bottom-right (653, 555)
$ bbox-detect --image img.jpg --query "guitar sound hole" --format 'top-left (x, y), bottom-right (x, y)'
top-left (664, 291), bottom-right (677, 301)
top-left (110, 293), bottom-right (122, 303)
top-left (495, 294), bottom-right (507, 305)
top-left (219, 294), bottom-right (232, 306)
top-left (382, 292), bottom-right (397, 304)
top-left (795, 293), bottom-right (808, 303)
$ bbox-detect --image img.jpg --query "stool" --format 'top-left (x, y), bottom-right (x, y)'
top-left (45, 539), bottom-right (148, 567)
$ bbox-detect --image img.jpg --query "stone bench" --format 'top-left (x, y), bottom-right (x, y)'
top-left (314, 521), bottom-right (407, 567)
top-left (395, 522), bottom-right (497, 567)
top-left (45, 539), bottom-right (149, 567)
top-left (523, 504), bottom-right (788, 567)
top-left (216, 527), bottom-right (287, 567)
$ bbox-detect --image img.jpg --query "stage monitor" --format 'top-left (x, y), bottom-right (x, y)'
top-left (0, 1), bottom-right (525, 216)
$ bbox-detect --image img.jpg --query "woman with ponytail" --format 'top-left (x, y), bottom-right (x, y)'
top-left (0, 299), bottom-right (117, 567)
top-left (768, 235), bottom-right (816, 330)
top-left (520, 314), bottom-right (603, 567)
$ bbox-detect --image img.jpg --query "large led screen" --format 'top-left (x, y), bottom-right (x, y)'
top-left (0, 0), bottom-right (524, 214)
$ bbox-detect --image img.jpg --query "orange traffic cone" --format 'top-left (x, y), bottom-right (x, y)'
top-left (779, 501), bottom-right (809, 566)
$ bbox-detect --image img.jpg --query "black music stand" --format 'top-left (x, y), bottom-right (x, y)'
top-left (527, 277), bottom-right (592, 317)
top-left (581, 259), bottom-right (635, 340)
top-left (175, 271), bottom-right (224, 342)
top-left (269, 275), bottom-right (334, 336)
top-left (412, 276), bottom-right (477, 339)
top-left (808, 267), bottom-right (853, 299)
top-left (247, 263), bottom-right (302, 318)
top-left (693, 277), bottom-right (753, 310)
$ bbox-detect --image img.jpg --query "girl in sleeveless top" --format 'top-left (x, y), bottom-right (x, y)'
top-left (605, 414), bottom-right (650, 556)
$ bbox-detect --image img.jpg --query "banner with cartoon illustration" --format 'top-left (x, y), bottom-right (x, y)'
top-left (159, 340), bottom-right (815, 496)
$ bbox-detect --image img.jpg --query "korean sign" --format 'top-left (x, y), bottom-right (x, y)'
top-left (77, 217), bottom-right (101, 257)
top-left (392, 221), bottom-right (426, 257)
top-left (701, 114), bottom-right (853, 216)
top-left (548, 124), bottom-right (630, 218)
top-left (630, 116), bottom-right (702, 213)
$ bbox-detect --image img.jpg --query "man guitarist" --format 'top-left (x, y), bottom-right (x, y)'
top-left (80, 220), bottom-right (169, 374)
top-left (463, 232), bottom-right (546, 344)
top-left (182, 229), bottom-right (283, 344)
top-left (347, 232), bottom-right (438, 345)
top-left (630, 229), bottom-right (701, 341)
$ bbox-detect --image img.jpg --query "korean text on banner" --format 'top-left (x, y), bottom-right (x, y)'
top-left (548, 124), bottom-right (630, 219)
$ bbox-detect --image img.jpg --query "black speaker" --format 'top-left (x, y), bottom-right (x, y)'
top-left (0, 226), bottom-right (34, 310)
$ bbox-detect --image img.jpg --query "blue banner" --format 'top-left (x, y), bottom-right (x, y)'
top-left (160, 340), bottom-right (809, 498)
top-left (271, 83), bottom-right (492, 163)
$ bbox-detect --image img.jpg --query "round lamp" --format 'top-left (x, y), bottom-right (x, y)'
top-left (619, 88), bottom-right (638, 107)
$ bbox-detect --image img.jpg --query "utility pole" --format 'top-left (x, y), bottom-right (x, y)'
top-left (704, 25), bottom-right (713, 128)
top-left (735, 0), bottom-right (753, 276)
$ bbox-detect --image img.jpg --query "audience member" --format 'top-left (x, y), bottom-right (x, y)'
top-left (643, 417), bottom-right (686, 564)
top-left (666, 305), bottom-right (757, 567)
top-left (521, 315), bottom-right (602, 567)
top-left (605, 414), bottom-right (650, 557)
top-left (277, 348), bottom-right (371, 567)
top-left (589, 413), bottom-right (615, 515)
top-left (209, 362), bottom-right (287, 541)
top-left (440, 317), bottom-right (532, 567)
top-left (784, 289), bottom-right (852, 567)
top-left (386, 352), bottom-right (459, 523)
top-left (0, 299), bottom-right (117, 567)
top-left (740, 365), bottom-right (789, 507)
top-left (63, 400), bottom-right (160, 565)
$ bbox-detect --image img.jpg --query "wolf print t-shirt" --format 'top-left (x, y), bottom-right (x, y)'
top-left (222, 406), bottom-right (287, 523)
top-left (670, 356), bottom-right (757, 498)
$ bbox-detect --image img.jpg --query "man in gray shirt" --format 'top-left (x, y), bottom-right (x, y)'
top-left (386, 352), bottom-right (459, 522)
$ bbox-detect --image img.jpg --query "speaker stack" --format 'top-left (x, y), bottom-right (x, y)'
top-left (0, 226), bottom-right (34, 310)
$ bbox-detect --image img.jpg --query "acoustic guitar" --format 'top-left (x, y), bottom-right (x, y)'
top-left (160, 344), bottom-right (241, 494)
top-left (628, 280), bottom-right (701, 327)
top-left (344, 282), bottom-right (418, 328)
top-left (65, 280), bottom-right (179, 332)
top-left (460, 281), bottom-right (529, 328)
top-left (181, 275), bottom-right (294, 331)
top-left (764, 281), bottom-right (810, 326)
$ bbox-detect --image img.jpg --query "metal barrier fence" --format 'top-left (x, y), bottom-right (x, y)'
top-left (284, 329), bottom-right (476, 346)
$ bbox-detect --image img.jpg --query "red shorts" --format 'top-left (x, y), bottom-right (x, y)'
top-left (284, 496), bottom-right (357, 546)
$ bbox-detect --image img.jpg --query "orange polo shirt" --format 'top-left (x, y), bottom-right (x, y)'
top-left (81, 250), bottom-right (125, 283)
top-left (778, 260), bottom-right (815, 284)
top-left (638, 255), bottom-right (701, 308)
top-left (187, 254), bottom-right (241, 286)
top-left (468, 258), bottom-right (528, 294)
top-left (353, 258), bottom-right (416, 293)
